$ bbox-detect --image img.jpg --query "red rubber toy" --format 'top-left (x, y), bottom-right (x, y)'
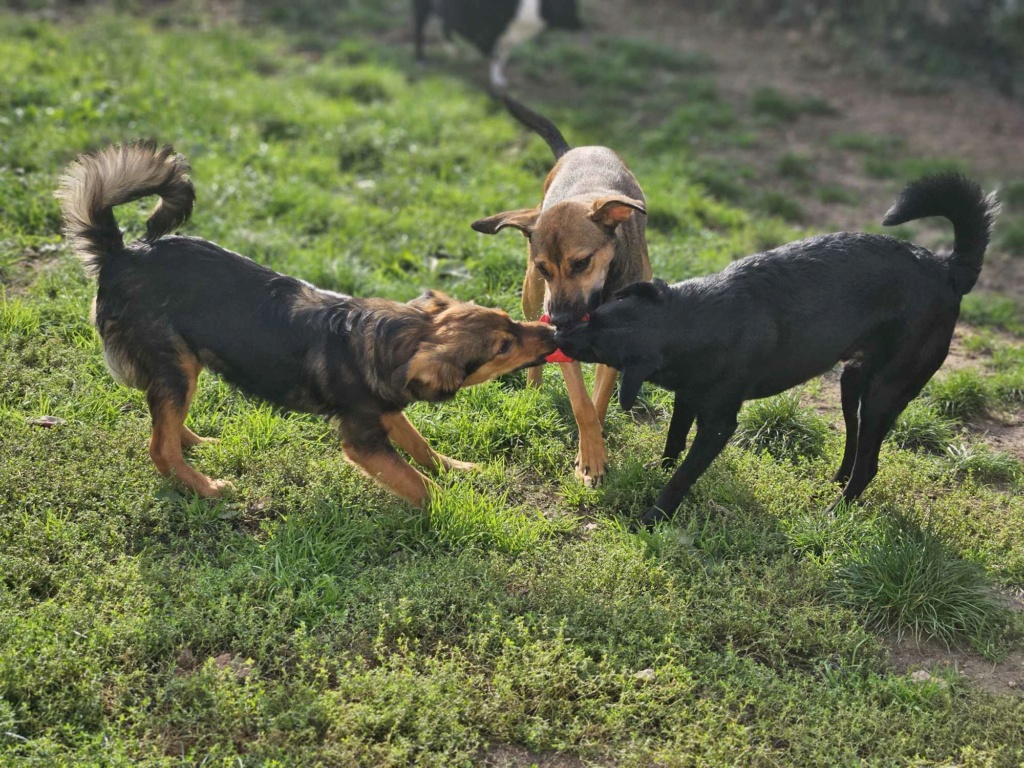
top-left (539, 313), bottom-right (588, 364)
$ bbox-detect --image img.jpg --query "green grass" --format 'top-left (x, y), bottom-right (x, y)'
top-left (735, 392), bottom-right (830, 461)
top-left (888, 400), bottom-right (957, 454)
top-left (750, 87), bottom-right (837, 124)
top-left (829, 516), bottom-right (1011, 654)
top-left (925, 369), bottom-right (991, 422)
top-left (2, 5), bottom-right (1024, 765)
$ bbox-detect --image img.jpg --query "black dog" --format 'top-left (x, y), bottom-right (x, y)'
top-left (413, 0), bottom-right (581, 88)
top-left (555, 173), bottom-right (999, 526)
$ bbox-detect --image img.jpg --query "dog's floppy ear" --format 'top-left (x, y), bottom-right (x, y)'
top-left (471, 208), bottom-right (540, 237)
top-left (619, 358), bottom-right (661, 411)
top-left (405, 344), bottom-right (466, 402)
top-left (591, 196), bottom-right (646, 229)
top-left (409, 290), bottom-right (454, 315)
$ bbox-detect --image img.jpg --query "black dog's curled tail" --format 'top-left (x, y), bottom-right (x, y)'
top-left (882, 172), bottom-right (1000, 295)
top-left (501, 94), bottom-right (572, 160)
top-left (55, 140), bottom-right (194, 276)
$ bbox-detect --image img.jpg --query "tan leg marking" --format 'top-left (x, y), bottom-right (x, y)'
top-left (343, 443), bottom-right (435, 507)
top-left (522, 267), bottom-right (547, 389)
top-left (176, 367), bottom-right (217, 448)
top-left (382, 412), bottom-right (477, 473)
top-left (592, 364), bottom-right (618, 425)
top-left (560, 361), bottom-right (607, 487)
top-left (180, 426), bottom-right (217, 448)
top-left (148, 358), bottom-right (234, 498)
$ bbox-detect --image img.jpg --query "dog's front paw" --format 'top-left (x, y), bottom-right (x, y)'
top-left (198, 478), bottom-right (236, 498)
top-left (443, 457), bottom-right (479, 472)
top-left (574, 439), bottom-right (607, 488)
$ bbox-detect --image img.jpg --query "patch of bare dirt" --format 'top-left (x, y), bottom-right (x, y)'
top-left (578, 3), bottom-right (1024, 296)
top-left (968, 411), bottom-right (1024, 463)
top-left (796, 326), bottom-right (1024, 460)
top-left (885, 590), bottom-right (1024, 698)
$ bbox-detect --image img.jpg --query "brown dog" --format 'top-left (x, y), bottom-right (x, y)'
top-left (472, 97), bottom-right (650, 486)
top-left (57, 141), bottom-right (555, 505)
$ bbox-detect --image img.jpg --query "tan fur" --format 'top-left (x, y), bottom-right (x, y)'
top-left (405, 302), bottom-right (553, 399)
top-left (343, 442), bottom-right (435, 507)
top-left (382, 412), bottom-right (476, 472)
top-left (473, 139), bottom-right (651, 488)
top-left (147, 353), bottom-right (231, 498)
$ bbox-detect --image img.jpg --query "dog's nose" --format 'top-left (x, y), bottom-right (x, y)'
top-left (549, 311), bottom-right (590, 329)
top-left (549, 311), bottom-right (575, 328)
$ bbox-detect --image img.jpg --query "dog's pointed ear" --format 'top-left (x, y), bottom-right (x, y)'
top-left (409, 290), bottom-right (454, 315)
top-left (591, 196), bottom-right (646, 229)
top-left (471, 208), bottom-right (539, 237)
top-left (405, 344), bottom-right (465, 402)
top-left (614, 279), bottom-right (670, 304)
top-left (619, 358), bottom-right (660, 411)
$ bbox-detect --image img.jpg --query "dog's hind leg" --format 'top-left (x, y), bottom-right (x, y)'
top-left (383, 411), bottom-right (477, 473)
top-left (147, 356), bottom-right (234, 498)
top-left (523, 268), bottom-right (546, 388)
top-left (832, 363), bottom-right (865, 485)
top-left (592, 364), bottom-right (618, 424)
top-left (641, 410), bottom-right (738, 527)
top-left (413, 0), bottom-right (431, 63)
top-left (341, 415), bottom-right (435, 506)
top-left (661, 393), bottom-right (695, 469)
top-left (831, 334), bottom-right (951, 510)
top-left (179, 369), bottom-right (218, 448)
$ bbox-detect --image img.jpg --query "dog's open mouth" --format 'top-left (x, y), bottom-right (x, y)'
top-left (540, 313), bottom-right (589, 363)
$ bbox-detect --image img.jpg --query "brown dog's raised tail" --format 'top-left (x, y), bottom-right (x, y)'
top-left (501, 94), bottom-right (571, 160)
top-left (55, 140), bottom-right (194, 275)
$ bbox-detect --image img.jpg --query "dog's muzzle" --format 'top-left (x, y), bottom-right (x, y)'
top-left (540, 313), bottom-right (589, 363)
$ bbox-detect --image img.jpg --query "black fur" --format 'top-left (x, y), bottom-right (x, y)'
top-left (555, 173), bottom-right (1000, 527)
top-left (57, 142), bottom-right (555, 502)
top-left (501, 93), bottom-right (571, 159)
top-left (413, 0), bottom-right (581, 85)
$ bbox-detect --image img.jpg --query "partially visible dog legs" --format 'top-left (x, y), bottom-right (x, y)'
top-left (830, 331), bottom-right (952, 511)
top-left (592, 364), bottom-right (618, 425)
top-left (341, 416), bottom-right (435, 506)
top-left (412, 0), bottom-right (431, 63)
top-left (522, 268), bottom-right (546, 388)
top-left (180, 426), bottom-right (216, 448)
top-left (561, 360), bottom-right (607, 487)
top-left (661, 394), bottom-right (696, 469)
top-left (641, 410), bottom-right (738, 527)
top-left (383, 411), bottom-right (477, 473)
top-left (147, 356), bottom-right (233, 498)
top-left (833, 363), bottom-right (865, 485)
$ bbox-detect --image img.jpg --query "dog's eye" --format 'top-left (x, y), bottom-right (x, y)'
top-left (535, 264), bottom-right (552, 280)
top-left (498, 339), bottom-right (513, 355)
top-left (572, 255), bottom-right (593, 274)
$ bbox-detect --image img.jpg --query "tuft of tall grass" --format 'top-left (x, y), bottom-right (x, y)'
top-left (944, 443), bottom-right (1023, 486)
top-left (887, 400), bottom-right (956, 454)
top-left (925, 370), bottom-right (989, 422)
top-left (829, 516), bottom-right (1007, 653)
top-left (735, 392), bottom-right (830, 461)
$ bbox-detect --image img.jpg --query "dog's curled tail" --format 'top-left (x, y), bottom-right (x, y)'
top-left (882, 172), bottom-right (999, 295)
top-left (55, 141), bottom-right (194, 276)
top-left (501, 94), bottom-right (571, 160)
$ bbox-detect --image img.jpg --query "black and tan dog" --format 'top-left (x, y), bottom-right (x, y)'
top-left (556, 173), bottom-right (999, 526)
top-left (472, 96), bottom-right (650, 487)
top-left (57, 141), bottom-right (555, 505)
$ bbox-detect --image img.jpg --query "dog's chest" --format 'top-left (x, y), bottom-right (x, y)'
top-left (499, 0), bottom-right (545, 48)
